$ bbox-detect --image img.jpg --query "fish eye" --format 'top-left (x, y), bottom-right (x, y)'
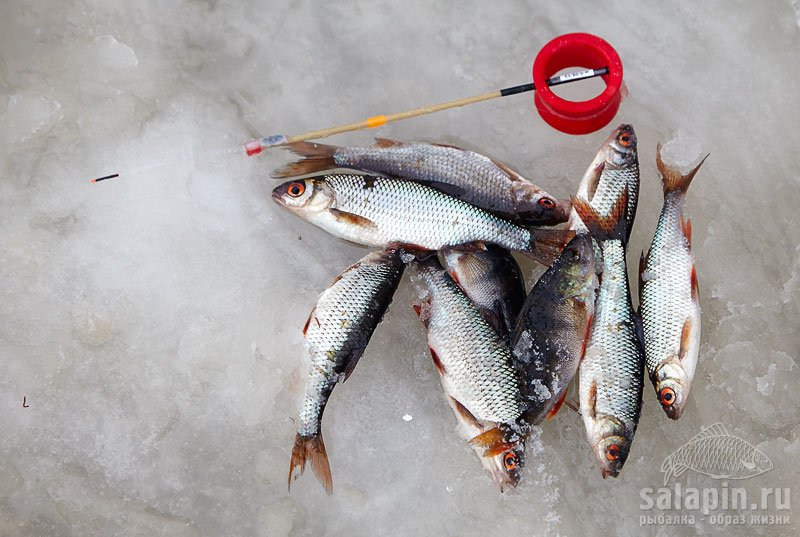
top-left (617, 133), bottom-right (633, 147)
top-left (287, 182), bottom-right (305, 198)
top-left (605, 444), bottom-right (620, 461)
top-left (503, 452), bottom-right (518, 471)
top-left (659, 387), bottom-right (676, 406)
top-left (570, 248), bottom-right (581, 262)
top-left (538, 197), bottom-right (557, 209)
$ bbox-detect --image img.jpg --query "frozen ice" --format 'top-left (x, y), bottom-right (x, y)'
top-left (1, 1), bottom-right (799, 537)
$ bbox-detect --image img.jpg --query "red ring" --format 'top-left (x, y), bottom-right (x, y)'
top-left (533, 33), bottom-right (623, 135)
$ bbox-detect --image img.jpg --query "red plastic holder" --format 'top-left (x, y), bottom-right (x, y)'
top-left (533, 33), bottom-right (623, 135)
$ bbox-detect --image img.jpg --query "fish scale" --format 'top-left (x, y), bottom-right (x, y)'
top-left (298, 249), bottom-right (404, 437)
top-left (414, 260), bottom-right (522, 424)
top-left (582, 240), bottom-right (644, 425)
top-left (640, 192), bottom-right (694, 374)
top-left (335, 144), bottom-right (516, 214)
top-left (326, 174), bottom-right (530, 250)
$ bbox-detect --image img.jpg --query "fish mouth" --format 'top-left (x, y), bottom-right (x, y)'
top-left (600, 467), bottom-right (619, 479)
top-left (663, 403), bottom-right (684, 420)
top-left (271, 189), bottom-right (285, 205)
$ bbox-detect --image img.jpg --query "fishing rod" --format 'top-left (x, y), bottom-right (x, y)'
top-left (90, 33), bottom-right (623, 183)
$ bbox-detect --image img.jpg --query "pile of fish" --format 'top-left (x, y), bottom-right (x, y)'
top-left (271, 125), bottom-right (708, 493)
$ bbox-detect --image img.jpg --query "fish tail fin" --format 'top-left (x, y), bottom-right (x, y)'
top-left (271, 142), bottom-right (338, 178)
top-left (521, 228), bottom-right (576, 266)
top-left (288, 433), bottom-right (333, 495)
top-left (570, 187), bottom-right (628, 243)
top-left (656, 143), bottom-right (709, 195)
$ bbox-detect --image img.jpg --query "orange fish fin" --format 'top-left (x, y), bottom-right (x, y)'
top-left (588, 380), bottom-right (598, 420)
top-left (469, 427), bottom-right (513, 457)
top-left (580, 313), bottom-right (593, 360)
top-left (656, 143), bottom-right (709, 195)
top-left (329, 208), bottom-right (377, 230)
top-left (690, 265), bottom-right (699, 302)
top-left (571, 188), bottom-right (628, 243)
top-left (679, 318), bottom-right (693, 361)
top-left (288, 433), bottom-right (333, 495)
top-left (271, 142), bottom-right (338, 178)
top-left (449, 397), bottom-right (482, 429)
top-left (374, 137), bottom-right (403, 148)
top-left (546, 391), bottom-right (568, 421)
top-left (681, 217), bottom-right (692, 248)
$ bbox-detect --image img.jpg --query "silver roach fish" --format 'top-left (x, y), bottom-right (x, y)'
top-left (412, 256), bottom-right (526, 490)
top-left (571, 190), bottom-right (644, 479)
top-left (512, 234), bottom-right (598, 425)
top-left (272, 174), bottom-right (573, 266)
top-left (439, 243), bottom-right (526, 339)
top-left (639, 146), bottom-right (708, 420)
top-left (272, 138), bottom-right (570, 225)
top-left (569, 124), bottom-right (639, 242)
top-left (661, 423), bottom-right (773, 485)
top-left (288, 249), bottom-right (405, 494)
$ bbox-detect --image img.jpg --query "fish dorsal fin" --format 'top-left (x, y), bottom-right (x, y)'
top-left (450, 396), bottom-right (482, 429)
top-left (586, 162), bottom-right (605, 201)
top-left (694, 423), bottom-right (729, 442)
top-left (432, 142), bottom-right (465, 151)
top-left (341, 349), bottom-right (365, 382)
top-left (374, 137), bottom-right (404, 148)
top-left (329, 208), bottom-right (378, 230)
top-left (638, 250), bottom-right (647, 293)
top-left (489, 157), bottom-right (526, 183)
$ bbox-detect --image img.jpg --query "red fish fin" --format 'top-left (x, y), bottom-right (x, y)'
top-left (546, 391), bottom-right (568, 421)
top-left (571, 188), bottom-right (628, 243)
top-left (656, 143), bottom-right (709, 195)
top-left (587, 380), bottom-right (598, 420)
top-left (450, 397), bottom-right (482, 429)
top-left (679, 318), bottom-right (693, 361)
top-left (429, 347), bottom-right (446, 375)
top-left (288, 433), bottom-right (333, 495)
top-left (690, 265), bottom-right (699, 302)
top-left (329, 208), bottom-right (377, 230)
top-left (302, 307), bottom-right (317, 336)
top-left (681, 218), bottom-right (693, 249)
top-left (271, 142), bottom-right (338, 178)
top-left (521, 229), bottom-right (576, 267)
top-left (374, 137), bottom-right (403, 148)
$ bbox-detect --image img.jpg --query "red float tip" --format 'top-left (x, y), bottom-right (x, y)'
top-left (244, 141), bottom-right (263, 156)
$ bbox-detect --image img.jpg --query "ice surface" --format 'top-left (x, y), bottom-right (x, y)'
top-left (1, 1), bottom-right (799, 536)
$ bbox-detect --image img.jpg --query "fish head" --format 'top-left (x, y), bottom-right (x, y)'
top-left (653, 358), bottom-right (691, 420)
top-left (602, 124), bottom-right (637, 168)
top-left (749, 447), bottom-right (773, 474)
top-left (590, 416), bottom-right (633, 479)
top-left (271, 178), bottom-right (333, 215)
top-left (482, 442), bottom-right (525, 491)
top-left (554, 234), bottom-right (597, 298)
top-left (513, 184), bottom-right (571, 225)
